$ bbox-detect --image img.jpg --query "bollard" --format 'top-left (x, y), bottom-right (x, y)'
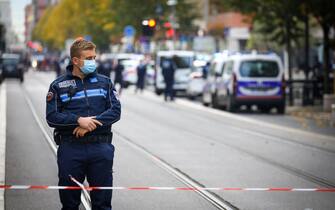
top-left (331, 104), bottom-right (335, 127)
top-left (323, 94), bottom-right (335, 112)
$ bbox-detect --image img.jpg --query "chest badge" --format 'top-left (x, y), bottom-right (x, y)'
top-left (58, 80), bottom-right (77, 88)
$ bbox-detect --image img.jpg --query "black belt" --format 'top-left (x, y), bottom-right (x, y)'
top-left (55, 133), bottom-right (113, 145)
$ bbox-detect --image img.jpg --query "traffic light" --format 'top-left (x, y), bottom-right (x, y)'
top-left (142, 19), bottom-right (156, 37)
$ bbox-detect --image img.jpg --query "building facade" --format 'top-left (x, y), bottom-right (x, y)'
top-left (0, 0), bottom-right (16, 51)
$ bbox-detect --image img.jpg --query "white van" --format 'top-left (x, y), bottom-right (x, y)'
top-left (203, 51), bottom-right (285, 113)
top-left (100, 53), bottom-right (144, 87)
top-left (155, 51), bottom-right (195, 95)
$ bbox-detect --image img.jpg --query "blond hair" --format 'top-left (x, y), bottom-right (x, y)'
top-left (70, 39), bottom-right (96, 59)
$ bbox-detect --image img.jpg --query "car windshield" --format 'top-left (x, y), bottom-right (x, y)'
top-left (239, 60), bottom-right (279, 78)
top-left (161, 56), bottom-right (192, 69)
top-left (121, 60), bottom-right (139, 68)
top-left (2, 58), bottom-right (19, 65)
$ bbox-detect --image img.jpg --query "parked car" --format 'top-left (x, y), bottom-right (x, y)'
top-left (101, 53), bottom-right (144, 88)
top-left (155, 51), bottom-right (195, 95)
top-left (203, 51), bottom-right (285, 114)
top-left (0, 66), bottom-right (3, 84)
top-left (202, 52), bottom-right (229, 107)
top-left (186, 53), bottom-right (212, 99)
top-left (121, 59), bottom-right (140, 87)
top-left (146, 60), bottom-right (155, 86)
top-left (0, 53), bottom-right (24, 82)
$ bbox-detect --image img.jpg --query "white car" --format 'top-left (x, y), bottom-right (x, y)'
top-left (202, 52), bottom-right (229, 106)
top-left (101, 53), bottom-right (145, 87)
top-left (186, 53), bottom-right (212, 99)
top-left (155, 51), bottom-right (195, 95)
top-left (121, 59), bottom-right (140, 86)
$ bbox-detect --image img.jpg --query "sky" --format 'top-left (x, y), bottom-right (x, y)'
top-left (10, 0), bottom-right (31, 42)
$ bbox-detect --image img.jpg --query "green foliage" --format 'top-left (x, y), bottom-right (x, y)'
top-left (32, 0), bottom-right (198, 50)
top-left (221, 0), bottom-right (305, 48)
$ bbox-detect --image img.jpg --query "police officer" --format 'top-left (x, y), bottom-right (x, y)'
top-left (162, 57), bottom-right (176, 101)
top-left (135, 59), bottom-right (147, 93)
top-left (46, 39), bottom-right (121, 210)
top-left (112, 59), bottom-right (124, 95)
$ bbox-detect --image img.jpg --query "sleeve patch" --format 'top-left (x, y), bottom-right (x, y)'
top-left (47, 92), bottom-right (54, 102)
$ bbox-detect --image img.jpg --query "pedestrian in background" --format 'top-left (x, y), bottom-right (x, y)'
top-left (162, 57), bottom-right (176, 101)
top-left (97, 59), bottom-right (112, 78)
top-left (53, 57), bottom-right (62, 78)
top-left (135, 59), bottom-right (147, 93)
top-left (46, 39), bottom-right (121, 210)
top-left (202, 61), bottom-right (210, 79)
top-left (112, 59), bottom-right (124, 95)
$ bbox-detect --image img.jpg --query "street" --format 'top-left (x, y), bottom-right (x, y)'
top-left (1, 70), bottom-right (335, 210)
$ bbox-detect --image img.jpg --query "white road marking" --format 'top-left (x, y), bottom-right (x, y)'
top-left (22, 87), bottom-right (92, 210)
top-left (0, 83), bottom-right (7, 210)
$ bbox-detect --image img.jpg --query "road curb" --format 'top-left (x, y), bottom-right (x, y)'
top-left (0, 83), bottom-right (7, 210)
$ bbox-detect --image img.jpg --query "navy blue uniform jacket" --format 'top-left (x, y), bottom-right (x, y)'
top-left (46, 65), bottom-right (121, 136)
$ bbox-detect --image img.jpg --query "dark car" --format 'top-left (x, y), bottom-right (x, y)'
top-left (0, 65), bottom-right (3, 84)
top-left (0, 53), bottom-right (24, 82)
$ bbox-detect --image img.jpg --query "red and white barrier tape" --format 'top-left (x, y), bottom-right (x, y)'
top-left (0, 185), bottom-right (334, 192)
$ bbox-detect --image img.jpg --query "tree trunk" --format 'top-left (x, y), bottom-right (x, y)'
top-left (304, 15), bottom-right (310, 79)
top-left (322, 22), bottom-right (330, 94)
top-left (303, 14), bottom-right (312, 105)
top-left (286, 15), bottom-right (293, 106)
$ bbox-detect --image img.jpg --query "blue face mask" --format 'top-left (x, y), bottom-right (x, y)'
top-left (80, 60), bottom-right (96, 75)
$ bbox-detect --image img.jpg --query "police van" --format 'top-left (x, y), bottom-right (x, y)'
top-left (203, 51), bottom-right (285, 113)
top-left (155, 51), bottom-right (195, 95)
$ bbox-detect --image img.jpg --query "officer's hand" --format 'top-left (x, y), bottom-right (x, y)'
top-left (89, 116), bottom-right (103, 127)
top-left (77, 117), bottom-right (102, 131)
top-left (73, 126), bottom-right (89, 138)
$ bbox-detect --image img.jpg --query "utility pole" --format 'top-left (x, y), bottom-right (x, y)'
top-left (167, 0), bottom-right (178, 50)
top-left (204, 0), bottom-right (209, 31)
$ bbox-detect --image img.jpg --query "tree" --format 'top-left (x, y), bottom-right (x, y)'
top-left (33, 0), bottom-right (116, 50)
top-left (109, 0), bottom-right (198, 39)
top-left (33, 0), bottom-right (198, 50)
top-left (222, 0), bottom-right (306, 105)
top-left (306, 0), bottom-right (335, 94)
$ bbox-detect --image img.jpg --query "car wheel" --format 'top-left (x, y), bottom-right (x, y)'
top-left (188, 95), bottom-right (196, 101)
top-left (211, 93), bottom-right (219, 108)
top-left (155, 88), bottom-right (162, 95)
top-left (123, 82), bottom-right (129, 88)
top-left (202, 98), bottom-right (210, 106)
top-left (226, 94), bottom-right (236, 112)
top-left (259, 106), bottom-right (271, 113)
top-left (20, 74), bottom-right (24, 83)
top-left (277, 104), bottom-right (285, 114)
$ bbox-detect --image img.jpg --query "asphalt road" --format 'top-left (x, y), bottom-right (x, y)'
top-left (3, 70), bottom-right (335, 210)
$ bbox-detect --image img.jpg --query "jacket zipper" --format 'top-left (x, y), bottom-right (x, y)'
top-left (81, 79), bottom-right (90, 116)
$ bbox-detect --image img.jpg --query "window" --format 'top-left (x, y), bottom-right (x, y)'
top-left (210, 62), bottom-right (217, 76)
top-left (1, 58), bottom-right (19, 65)
top-left (223, 61), bottom-right (234, 75)
top-left (239, 60), bottom-right (279, 78)
top-left (160, 56), bottom-right (192, 69)
top-left (173, 56), bottom-right (192, 69)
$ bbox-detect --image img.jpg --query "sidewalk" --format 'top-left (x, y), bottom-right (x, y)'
top-left (286, 105), bottom-right (335, 136)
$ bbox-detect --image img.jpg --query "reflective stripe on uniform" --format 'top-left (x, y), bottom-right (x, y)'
top-left (60, 88), bottom-right (107, 102)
